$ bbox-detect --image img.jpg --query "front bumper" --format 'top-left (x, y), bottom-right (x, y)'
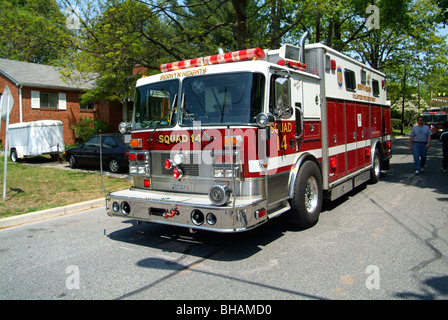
top-left (106, 188), bottom-right (268, 232)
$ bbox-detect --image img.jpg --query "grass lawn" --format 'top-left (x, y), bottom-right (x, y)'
top-left (0, 155), bottom-right (132, 218)
top-left (392, 127), bottom-right (411, 138)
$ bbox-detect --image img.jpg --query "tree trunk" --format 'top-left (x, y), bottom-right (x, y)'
top-left (231, 0), bottom-right (249, 49)
top-left (401, 67), bottom-right (407, 135)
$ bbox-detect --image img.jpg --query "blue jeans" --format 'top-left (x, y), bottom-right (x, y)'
top-left (413, 142), bottom-right (427, 171)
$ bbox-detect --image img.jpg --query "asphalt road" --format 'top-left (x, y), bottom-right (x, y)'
top-left (0, 136), bottom-right (447, 302)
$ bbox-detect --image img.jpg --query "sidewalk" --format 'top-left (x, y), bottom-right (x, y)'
top-left (0, 198), bottom-right (105, 229)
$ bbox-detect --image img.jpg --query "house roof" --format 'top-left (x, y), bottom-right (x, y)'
top-left (0, 58), bottom-right (95, 91)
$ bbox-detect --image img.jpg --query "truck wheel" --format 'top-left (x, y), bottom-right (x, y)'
top-left (69, 155), bottom-right (77, 168)
top-left (10, 149), bottom-right (18, 162)
top-left (288, 161), bottom-right (323, 229)
top-left (370, 150), bottom-right (381, 184)
top-left (108, 159), bottom-right (120, 173)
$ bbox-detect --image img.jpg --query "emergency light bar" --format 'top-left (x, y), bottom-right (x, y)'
top-left (160, 48), bottom-right (266, 73)
top-left (276, 59), bottom-right (306, 71)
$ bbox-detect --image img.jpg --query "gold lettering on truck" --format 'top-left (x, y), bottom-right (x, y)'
top-left (160, 68), bottom-right (207, 80)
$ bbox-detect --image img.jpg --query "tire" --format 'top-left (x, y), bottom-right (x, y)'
top-left (108, 159), bottom-right (120, 173)
top-left (288, 161), bottom-right (323, 229)
top-left (69, 155), bottom-right (77, 168)
top-left (10, 149), bottom-right (18, 162)
top-left (370, 149), bottom-right (381, 184)
top-left (381, 159), bottom-right (390, 171)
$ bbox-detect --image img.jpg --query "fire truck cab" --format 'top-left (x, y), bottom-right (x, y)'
top-left (421, 107), bottom-right (448, 139)
top-left (106, 36), bottom-right (391, 232)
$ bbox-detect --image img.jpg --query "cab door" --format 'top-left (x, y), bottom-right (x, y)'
top-left (268, 73), bottom-right (296, 160)
top-left (265, 72), bottom-right (296, 204)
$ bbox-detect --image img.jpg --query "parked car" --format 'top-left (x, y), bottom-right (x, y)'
top-left (64, 134), bottom-right (130, 173)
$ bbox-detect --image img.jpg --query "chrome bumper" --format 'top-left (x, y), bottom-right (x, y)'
top-left (106, 188), bottom-right (268, 232)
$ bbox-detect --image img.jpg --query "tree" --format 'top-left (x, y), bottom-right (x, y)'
top-left (0, 0), bottom-right (71, 64)
top-left (55, 0), bottom-right (447, 109)
top-left (435, 0), bottom-right (448, 25)
top-left (59, 0), bottom-right (171, 103)
top-left (345, 0), bottom-right (448, 131)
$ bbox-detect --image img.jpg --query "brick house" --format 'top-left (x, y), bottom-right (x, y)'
top-left (0, 58), bottom-right (126, 146)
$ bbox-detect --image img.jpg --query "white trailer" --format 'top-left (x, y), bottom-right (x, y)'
top-left (7, 120), bottom-right (65, 161)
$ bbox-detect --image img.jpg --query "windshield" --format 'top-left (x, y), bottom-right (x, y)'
top-left (422, 114), bottom-right (448, 123)
top-left (133, 80), bottom-right (179, 129)
top-left (180, 72), bottom-right (265, 126)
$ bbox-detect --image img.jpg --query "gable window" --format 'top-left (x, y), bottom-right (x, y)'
top-left (40, 92), bottom-right (59, 108)
top-left (344, 69), bottom-right (356, 92)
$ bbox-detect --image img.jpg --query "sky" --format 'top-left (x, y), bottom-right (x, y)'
top-left (437, 25), bottom-right (448, 37)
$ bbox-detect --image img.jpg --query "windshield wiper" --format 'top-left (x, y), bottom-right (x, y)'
top-left (181, 93), bottom-right (214, 142)
top-left (147, 94), bottom-right (177, 142)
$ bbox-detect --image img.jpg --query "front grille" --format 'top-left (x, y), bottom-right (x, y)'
top-left (161, 153), bottom-right (200, 176)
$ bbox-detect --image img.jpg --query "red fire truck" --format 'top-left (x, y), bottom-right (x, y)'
top-left (106, 34), bottom-right (392, 232)
top-left (421, 107), bottom-right (448, 139)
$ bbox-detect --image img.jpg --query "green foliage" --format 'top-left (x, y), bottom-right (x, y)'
top-left (0, 0), bottom-right (71, 64)
top-left (2, 0), bottom-right (447, 112)
top-left (70, 117), bottom-right (109, 143)
top-left (391, 118), bottom-right (402, 130)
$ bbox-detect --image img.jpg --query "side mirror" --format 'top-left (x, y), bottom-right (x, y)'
top-left (256, 113), bottom-right (275, 128)
top-left (274, 77), bottom-right (292, 119)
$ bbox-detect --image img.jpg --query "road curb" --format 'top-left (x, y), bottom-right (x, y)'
top-left (0, 198), bottom-right (105, 229)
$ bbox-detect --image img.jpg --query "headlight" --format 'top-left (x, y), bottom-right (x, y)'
top-left (213, 168), bottom-right (224, 178)
top-left (137, 166), bottom-right (148, 175)
top-left (213, 166), bottom-right (240, 179)
top-left (129, 151), bottom-right (150, 176)
top-left (255, 113), bottom-right (275, 128)
top-left (118, 122), bottom-right (131, 133)
top-left (224, 169), bottom-right (234, 178)
top-left (130, 166), bottom-right (138, 174)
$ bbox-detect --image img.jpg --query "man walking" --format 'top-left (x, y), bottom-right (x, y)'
top-left (409, 116), bottom-right (432, 174)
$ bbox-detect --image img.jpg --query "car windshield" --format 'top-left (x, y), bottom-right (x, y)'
top-left (180, 72), bottom-right (265, 126)
top-left (84, 136), bottom-right (100, 148)
top-left (133, 80), bottom-right (179, 129)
